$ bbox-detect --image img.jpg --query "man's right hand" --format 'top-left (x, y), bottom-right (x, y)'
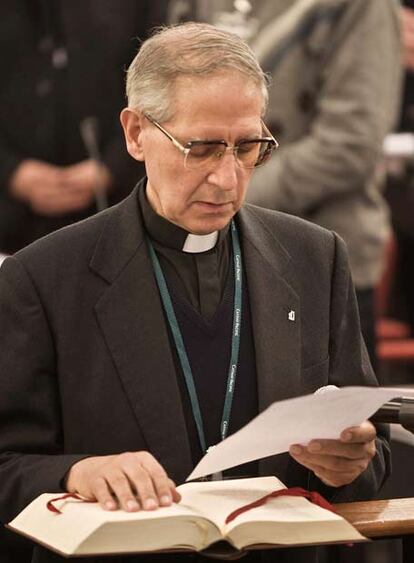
top-left (66, 452), bottom-right (181, 512)
top-left (9, 159), bottom-right (95, 216)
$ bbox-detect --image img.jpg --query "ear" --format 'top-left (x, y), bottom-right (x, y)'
top-left (120, 108), bottom-right (145, 161)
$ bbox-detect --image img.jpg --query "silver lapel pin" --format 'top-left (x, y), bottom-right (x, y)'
top-left (288, 310), bottom-right (296, 322)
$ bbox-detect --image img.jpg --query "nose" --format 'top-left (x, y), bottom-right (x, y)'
top-left (207, 150), bottom-right (239, 191)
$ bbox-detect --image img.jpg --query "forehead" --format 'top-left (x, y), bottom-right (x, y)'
top-left (168, 72), bottom-right (264, 134)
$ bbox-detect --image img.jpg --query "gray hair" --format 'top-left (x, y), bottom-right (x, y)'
top-left (126, 22), bottom-right (269, 122)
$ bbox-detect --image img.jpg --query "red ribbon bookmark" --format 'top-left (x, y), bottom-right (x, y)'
top-left (46, 488), bottom-right (335, 524)
top-left (47, 493), bottom-right (96, 514)
top-left (225, 487), bottom-right (336, 524)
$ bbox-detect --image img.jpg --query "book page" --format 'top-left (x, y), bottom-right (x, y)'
top-left (177, 476), bottom-right (286, 532)
top-left (224, 495), bottom-right (364, 549)
top-left (9, 493), bottom-right (219, 555)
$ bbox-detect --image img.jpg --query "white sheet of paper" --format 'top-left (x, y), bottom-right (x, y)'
top-left (383, 133), bottom-right (414, 157)
top-left (187, 386), bottom-right (414, 481)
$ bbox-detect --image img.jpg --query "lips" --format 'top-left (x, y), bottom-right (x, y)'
top-left (193, 202), bottom-right (233, 215)
top-left (195, 201), bottom-right (232, 208)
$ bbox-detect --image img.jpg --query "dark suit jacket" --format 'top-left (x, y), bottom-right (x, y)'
top-left (0, 183), bottom-right (390, 563)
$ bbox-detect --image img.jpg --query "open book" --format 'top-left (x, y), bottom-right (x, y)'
top-left (8, 476), bottom-right (365, 557)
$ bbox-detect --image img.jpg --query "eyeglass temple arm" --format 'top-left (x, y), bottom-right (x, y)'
top-left (261, 120), bottom-right (279, 148)
top-left (143, 113), bottom-right (188, 153)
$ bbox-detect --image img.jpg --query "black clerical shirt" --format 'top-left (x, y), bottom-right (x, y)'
top-left (139, 185), bottom-right (258, 480)
top-left (139, 186), bottom-right (230, 320)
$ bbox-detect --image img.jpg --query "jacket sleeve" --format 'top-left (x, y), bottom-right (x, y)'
top-left (0, 257), bottom-right (88, 523)
top-left (247, 0), bottom-right (402, 215)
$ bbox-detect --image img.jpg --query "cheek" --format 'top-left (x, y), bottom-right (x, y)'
top-left (237, 171), bottom-right (253, 199)
top-left (145, 141), bottom-right (182, 180)
top-left (147, 161), bottom-right (184, 202)
top-left (157, 179), bottom-right (195, 219)
top-left (175, 174), bottom-right (208, 205)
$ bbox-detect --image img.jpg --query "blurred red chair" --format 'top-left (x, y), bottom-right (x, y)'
top-left (376, 235), bottom-right (414, 362)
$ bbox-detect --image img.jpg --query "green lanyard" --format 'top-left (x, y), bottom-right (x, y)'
top-left (147, 220), bottom-right (243, 454)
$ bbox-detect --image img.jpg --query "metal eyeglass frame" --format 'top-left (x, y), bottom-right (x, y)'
top-left (143, 112), bottom-right (278, 169)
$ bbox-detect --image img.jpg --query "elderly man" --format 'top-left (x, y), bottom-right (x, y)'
top-left (0, 23), bottom-right (388, 563)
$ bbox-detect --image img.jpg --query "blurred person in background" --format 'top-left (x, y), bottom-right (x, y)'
top-left (196, 0), bottom-right (401, 373)
top-left (385, 0), bottom-right (414, 337)
top-left (0, 2), bottom-right (170, 561)
top-left (0, 0), bottom-right (169, 255)
top-left (245, 0), bottom-right (402, 373)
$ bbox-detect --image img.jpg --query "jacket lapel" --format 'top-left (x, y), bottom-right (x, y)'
top-left (239, 205), bottom-right (302, 406)
top-left (238, 205), bottom-right (302, 478)
top-left (90, 187), bottom-right (193, 483)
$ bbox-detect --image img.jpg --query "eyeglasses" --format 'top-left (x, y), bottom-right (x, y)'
top-left (144, 113), bottom-right (278, 170)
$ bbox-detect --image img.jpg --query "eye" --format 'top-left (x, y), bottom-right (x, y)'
top-left (189, 142), bottom-right (226, 158)
top-left (237, 141), bottom-right (260, 153)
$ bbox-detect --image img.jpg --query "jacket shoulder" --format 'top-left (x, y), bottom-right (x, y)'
top-left (242, 203), bottom-right (350, 275)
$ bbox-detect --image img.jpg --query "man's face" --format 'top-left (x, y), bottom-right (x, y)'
top-left (137, 73), bottom-right (264, 234)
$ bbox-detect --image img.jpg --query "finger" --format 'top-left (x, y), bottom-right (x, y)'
top-left (105, 468), bottom-right (141, 512)
top-left (138, 453), bottom-right (175, 507)
top-left (340, 421), bottom-right (376, 443)
top-left (290, 444), bottom-right (369, 472)
top-left (293, 449), bottom-right (370, 474)
top-left (169, 479), bottom-right (182, 503)
top-left (289, 449), bottom-right (367, 487)
top-left (91, 476), bottom-right (119, 511)
top-left (306, 439), bottom-right (376, 460)
top-left (119, 453), bottom-right (159, 510)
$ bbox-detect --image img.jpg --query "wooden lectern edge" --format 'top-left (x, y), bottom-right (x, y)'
top-left (335, 497), bottom-right (414, 539)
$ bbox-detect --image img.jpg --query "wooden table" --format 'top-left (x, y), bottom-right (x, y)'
top-left (336, 497), bottom-right (414, 562)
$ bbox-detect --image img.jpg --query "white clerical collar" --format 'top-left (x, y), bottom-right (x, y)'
top-left (182, 231), bottom-right (219, 253)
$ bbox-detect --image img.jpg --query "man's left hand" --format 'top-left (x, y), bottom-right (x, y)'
top-left (289, 421), bottom-right (377, 487)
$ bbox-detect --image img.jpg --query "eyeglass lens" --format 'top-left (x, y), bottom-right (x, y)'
top-left (185, 140), bottom-right (273, 170)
